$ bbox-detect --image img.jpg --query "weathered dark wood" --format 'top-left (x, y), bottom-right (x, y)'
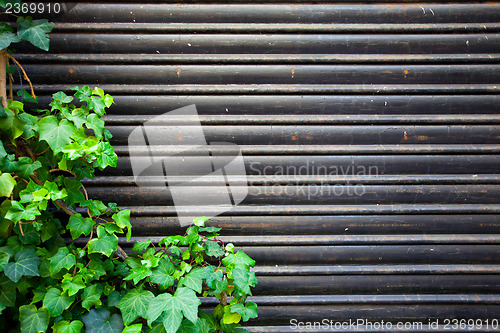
top-left (16, 1), bottom-right (500, 330)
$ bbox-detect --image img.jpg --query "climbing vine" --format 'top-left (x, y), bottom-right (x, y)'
top-left (0, 1), bottom-right (258, 332)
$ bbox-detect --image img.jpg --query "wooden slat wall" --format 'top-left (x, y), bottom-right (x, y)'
top-left (15, 1), bottom-right (500, 331)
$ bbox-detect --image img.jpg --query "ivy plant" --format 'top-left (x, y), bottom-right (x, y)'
top-left (0, 1), bottom-right (258, 332)
top-left (0, 85), bottom-right (258, 332)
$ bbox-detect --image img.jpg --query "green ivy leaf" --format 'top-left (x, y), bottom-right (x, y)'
top-left (117, 288), bottom-right (154, 326)
top-left (132, 239), bottom-right (151, 252)
top-left (4, 248), bottom-right (40, 282)
top-left (0, 172), bottom-right (16, 197)
top-left (52, 91), bottom-right (74, 104)
top-left (222, 305), bottom-right (241, 325)
top-left (17, 16), bottom-right (54, 51)
top-left (0, 275), bottom-right (16, 307)
top-left (80, 199), bottom-right (107, 216)
top-left (0, 31), bottom-right (20, 49)
top-left (230, 302), bottom-right (258, 322)
top-left (231, 267), bottom-right (258, 296)
top-left (193, 216), bottom-right (209, 227)
top-left (17, 89), bottom-right (38, 103)
top-left (204, 241), bottom-right (224, 257)
top-left (81, 284), bottom-right (103, 310)
top-left (14, 157), bottom-right (42, 179)
top-left (112, 209), bottom-right (131, 240)
top-left (52, 320), bottom-right (84, 333)
top-left (123, 324), bottom-right (143, 333)
top-left (88, 226), bottom-right (118, 257)
top-left (146, 288), bottom-right (201, 333)
top-left (71, 86), bottom-right (92, 103)
top-left (150, 258), bottom-right (175, 289)
top-left (49, 247), bottom-right (76, 275)
top-left (94, 141), bottom-right (117, 169)
top-left (43, 287), bottom-right (75, 316)
top-left (124, 264), bottom-right (152, 284)
top-left (82, 308), bottom-right (124, 333)
top-left (0, 108), bottom-right (27, 139)
top-left (38, 116), bottom-right (76, 153)
top-left (89, 96), bottom-right (106, 116)
top-left (63, 178), bottom-right (85, 206)
top-left (62, 274), bottom-right (86, 296)
top-left (67, 214), bottom-right (95, 240)
top-left (86, 113), bottom-right (105, 139)
top-left (19, 304), bottom-right (49, 333)
top-left (177, 318), bottom-right (211, 333)
top-left (221, 250), bottom-right (256, 272)
top-left (179, 267), bottom-right (205, 293)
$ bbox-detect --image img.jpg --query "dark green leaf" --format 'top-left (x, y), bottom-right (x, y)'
top-left (17, 89), bottom-right (38, 103)
top-left (82, 308), bottom-right (124, 333)
top-left (0, 108), bottom-right (27, 139)
top-left (0, 275), bottom-right (16, 306)
top-left (117, 288), bottom-right (154, 326)
top-left (43, 287), bottom-right (75, 316)
top-left (4, 248), bottom-right (40, 282)
top-left (19, 304), bottom-right (49, 333)
top-left (17, 17), bottom-right (54, 51)
top-left (63, 178), bottom-right (85, 206)
top-left (150, 258), bottom-right (175, 289)
top-left (0, 31), bottom-right (20, 49)
top-left (13, 157), bottom-right (42, 179)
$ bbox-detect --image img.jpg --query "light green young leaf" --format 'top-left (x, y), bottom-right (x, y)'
top-left (0, 108), bottom-right (27, 139)
top-left (4, 248), bottom-right (40, 282)
top-left (132, 239), bottom-right (151, 252)
top-left (0, 172), bottom-right (16, 197)
top-left (82, 308), bottom-right (124, 333)
top-left (222, 305), bottom-right (241, 325)
top-left (230, 302), bottom-right (258, 322)
top-left (117, 288), bottom-right (154, 326)
top-left (43, 287), bottom-right (75, 317)
top-left (17, 16), bottom-right (54, 51)
top-left (52, 320), bottom-right (84, 333)
top-left (19, 304), bottom-right (49, 333)
top-left (123, 324), bottom-right (143, 333)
